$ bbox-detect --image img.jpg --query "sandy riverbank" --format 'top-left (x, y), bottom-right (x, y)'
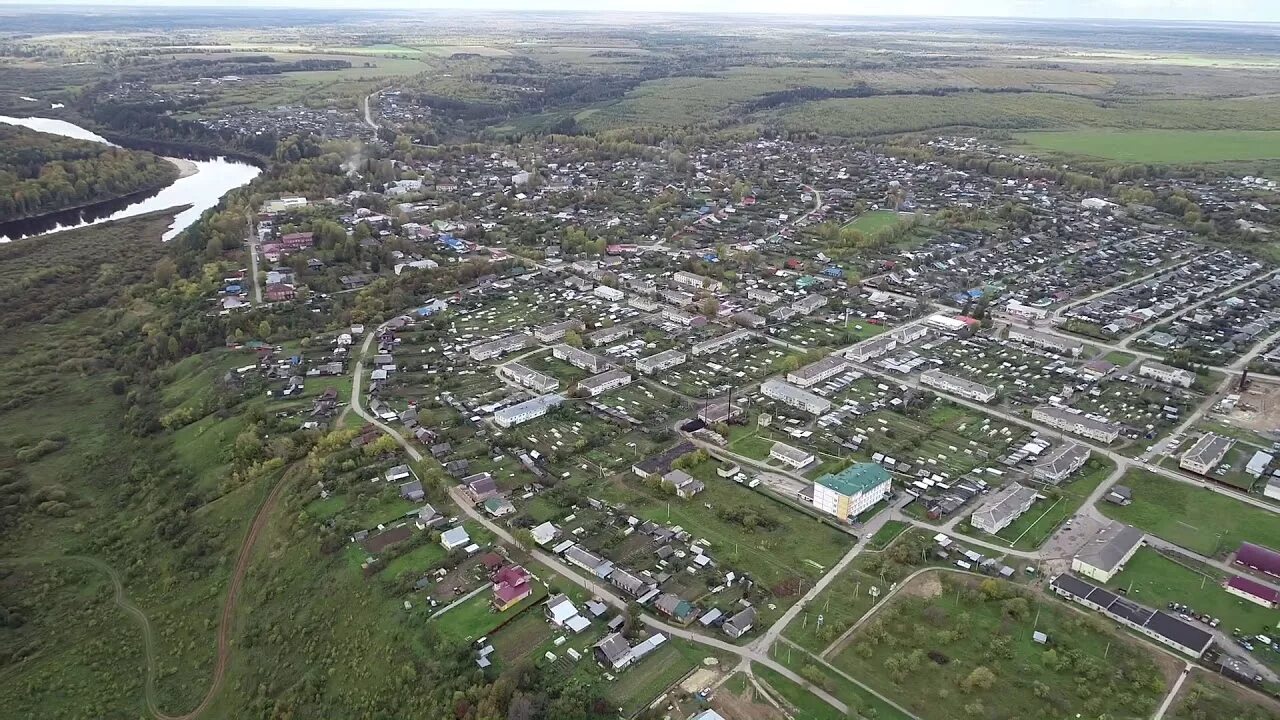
top-left (165, 157), bottom-right (200, 179)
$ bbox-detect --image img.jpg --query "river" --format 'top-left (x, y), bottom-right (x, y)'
top-left (0, 115), bottom-right (261, 242)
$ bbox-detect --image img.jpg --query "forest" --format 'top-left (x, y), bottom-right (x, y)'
top-left (0, 124), bottom-right (177, 222)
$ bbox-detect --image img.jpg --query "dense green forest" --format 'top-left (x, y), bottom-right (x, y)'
top-left (0, 124), bottom-right (177, 222)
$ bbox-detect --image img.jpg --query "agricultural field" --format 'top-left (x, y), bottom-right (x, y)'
top-left (1015, 130), bottom-right (1280, 164)
top-left (845, 210), bottom-right (904, 235)
top-left (1097, 469), bottom-right (1280, 557)
top-left (830, 572), bottom-right (1174, 720)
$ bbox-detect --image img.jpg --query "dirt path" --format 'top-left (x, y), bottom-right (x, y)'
top-left (1, 466), bottom-right (295, 720)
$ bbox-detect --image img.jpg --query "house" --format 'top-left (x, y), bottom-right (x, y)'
top-left (769, 441), bottom-right (814, 469)
top-left (545, 594), bottom-right (580, 627)
top-left (809, 463), bottom-right (891, 521)
top-left (609, 568), bottom-right (654, 598)
top-left (1265, 476), bottom-right (1280, 502)
top-left (593, 633), bottom-right (633, 670)
top-left (970, 482), bottom-right (1038, 534)
top-left (385, 465), bottom-right (414, 483)
top-left (653, 593), bottom-right (696, 622)
top-left (589, 324), bottom-right (633, 346)
top-left (498, 362), bottom-right (560, 393)
top-left (535, 319), bottom-right (584, 343)
top-left (1032, 443), bottom-right (1090, 484)
top-left (1180, 433), bottom-right (1233, 475)
top-left (673, 270), bottom-right (723, 293)
top-left (1224, 576), bottom-right (1280, 609)
top-left (1104, 485), bottom-right (1133, 506)
top-left (1138, 361), bottom-right (1196, 388)
top-left (483, 496), bottom-right (516, 517)
top-left (760, 379), bottom-right (831, 415)
top-left (399, 480), bottom-right (425, 502)
top-left (464, 472), bottom-right (499, 502)
top-left (1007, 326), bottom-right (1082, 356)
top-left (491, 564), bottom-right (533, 611)
top-left (1245, 450), bottom-right (1274, 478)
top-left (530, 521), bottom-right (559, 546)
top-left (440, 526), bottom-right (471, 551)
top-left (692, 329), bottom-right (753, 356)
top-left (1071, 522), bottom-right (1145, 583)
top-left (264, 283), bottom-right (296, 302)
top-left (414, 504), bottom-right (443, 529)
top-left (722, 606), bottom-right (756, 639)
top-left (661, 469), bottom-right (705, 499)
top-left (564, 545), bottom-right (614, 578)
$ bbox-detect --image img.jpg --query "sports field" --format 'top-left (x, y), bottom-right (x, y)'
top-left (1016, 130), bottom-right (1280, 164)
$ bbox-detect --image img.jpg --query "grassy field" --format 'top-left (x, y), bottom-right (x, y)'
top-left (770, 649), bottom-right (913, 720)
top-left (433, 587), bottom-right (546, 644)
top-left (1108, 549), bottom-right (1278, 640)
top-left (830, 572), bottom-right (1171, 720)
top-left (781, 559), bottom-right (889, 653)
top-left (867, 520), bottom-right (909, 551)
top-left (845, 209), bottom-right (903, 234)
top-left (753, 664), bottom-right (843, 720)
top-left (1097, 469), bottom-right (1280, 557)
top-left (1168, 670), bottom-right (1280, 720)
top-left (1016, 130), bottom-right (1280, 164)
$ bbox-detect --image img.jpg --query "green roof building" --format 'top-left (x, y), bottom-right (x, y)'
top-left (812, 463), bottom-right (892, 521)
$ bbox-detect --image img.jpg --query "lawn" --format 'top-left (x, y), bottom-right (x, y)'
top-left (753, 665), bottom-right (843, 720)
top-left (433, 587), bottom-right (545, 644)
top-left (1097, 469), bottom-right (1280, 557)
top-left (1016, 129), bottom-right (1280, 164)
top-left (845, 209), bottom-right (904, 235)
top-left (1168, 670), bottom-right (1280, 720)
top-left (604, 639), bottom-right (705, 716)
top-left (781, 560), bottom-right (888, 654)
top-left (770, 648), bottom-right (913, 720)
top-left (867, 520), bottom-right (909, 551)
top-left (490, 607), bottom-right (555, 666)
top-left (380, 543), bottom-right (447, 580)
top-left (1109, 549), bottom-right (1278, 639)
top-left (830, 572), bottom-right (1171, 720)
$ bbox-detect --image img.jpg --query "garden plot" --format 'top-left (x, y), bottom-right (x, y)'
top-left (774, 318), bottom-right (848, 349)
top-left (1068, 375), bottom-right (1197, 444)
top-left (928, 337), bottom-right (1065, 403)
top-left (851, 410), bottom-right (1001, 478)
top-left (658, 342), bottom-right (787, 398)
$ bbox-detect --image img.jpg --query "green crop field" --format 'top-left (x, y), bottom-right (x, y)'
top-left (1016, 130), bottom-right (1280, 164)
top-left (1097, 469), bottom-right (1280, 557)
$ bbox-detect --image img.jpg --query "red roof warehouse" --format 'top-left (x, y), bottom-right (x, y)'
top-left (1225, 575), bottom-right (1280, 609)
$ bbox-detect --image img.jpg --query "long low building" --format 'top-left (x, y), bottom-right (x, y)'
top-left (1180, 432), bottom-right (1233, 475)
top-left (1050, 573), bottom-right (1213, 658)
top-left (470, 333), bottom-right (533, 361)
top-left (1138, 361), bottom-right (1196, 389)
top-left (970, 482), bottom-right (1037, 534)
top-left (636, 349), bottom-right (688, 375)
top-left (846, 334), bottom-right (898, 363)
top-left (770, 441), bottom-right (814, 469)
top-left (498, 362), bottom-right (560, 393)
top-left (1071, 522), bottom-right (1144, 583)
top-left (692, 329), bottom-right (753, 356)
top-left (494, 394), bottom-right (564, 428)
top-left (535, 318), bottom-right (583, 343)
top-left (553, 343), bottom-right (610, 373)
top-left (1032, 405), bottom-right (1122, 444)
top-left (919, 369), bottom-right (998, 404)
top-left (578, 369), bottom-right (633, 397)
top-left (788, 355), bottom-right (852, 388)
top-left (1033, 442), bottom-right (1090, 484)
top-left (1007, 326), bottom-right (1083, 356)
top-left (761, 379), bottom-right (831, 415)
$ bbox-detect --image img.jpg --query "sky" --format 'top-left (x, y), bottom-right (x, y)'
top-left (5, 0), bottom-right (1279, 23)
